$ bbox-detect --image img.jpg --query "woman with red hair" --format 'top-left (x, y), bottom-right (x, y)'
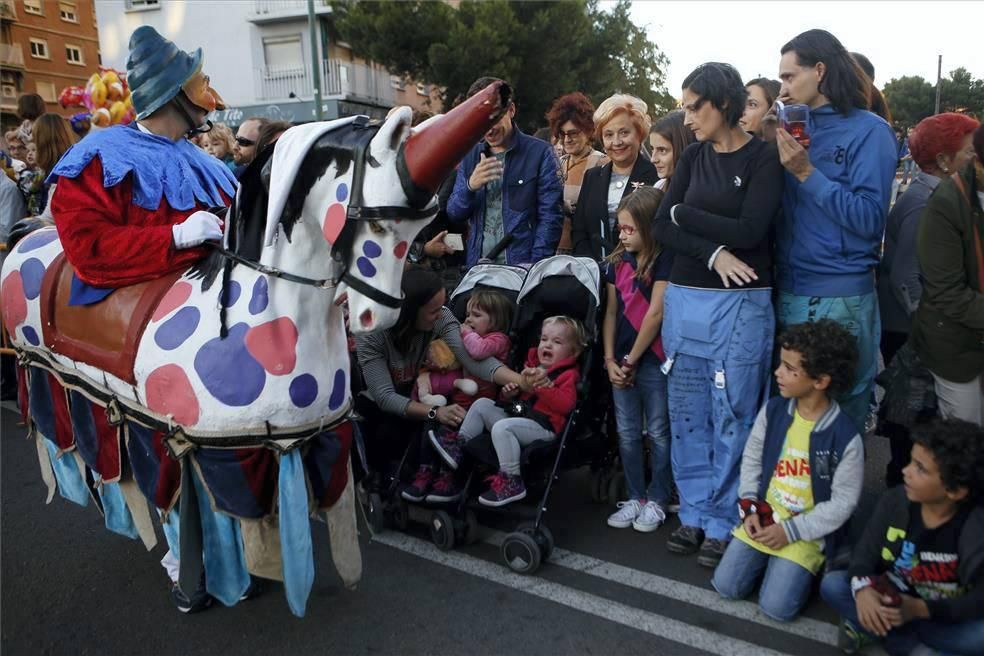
top-left (912, 121), bottom-right (984, 427)
top-left (546, 93), bottom-right (606, 253)
top-left (571, 94), bottom-right (658, 259)
top-left (877, 112), bottom-right (978, 483)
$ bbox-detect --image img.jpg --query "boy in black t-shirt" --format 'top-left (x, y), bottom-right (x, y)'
top-left (820, 419), bottom-right (984, 655)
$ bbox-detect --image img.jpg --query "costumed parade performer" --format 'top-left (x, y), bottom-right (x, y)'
top-left (51, 25), bottom-right (234, 300)
top-left (0, 20), bottom-right (514, 617)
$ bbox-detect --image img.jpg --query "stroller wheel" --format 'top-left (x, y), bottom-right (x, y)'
top-left (500, 532), bottom-right (542, 574)
top-left (392, 498), bottom-right (410, 531)
top-left (367, 493), bottom-right (386, 534)
top-left (516, 521), bottom-right (555, 561)
top-left (429, 510), bottom-right (456, 551)
top-left (607, 471), bottom-right (626, 505)
top-left (461, 510), bottom-right (481, 545)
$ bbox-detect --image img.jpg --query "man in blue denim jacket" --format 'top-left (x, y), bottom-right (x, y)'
top-left (447, 77), bottom-right (563, 268)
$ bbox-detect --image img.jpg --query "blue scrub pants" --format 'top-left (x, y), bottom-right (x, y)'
top-left (662, 285), bottom-right (774, 540)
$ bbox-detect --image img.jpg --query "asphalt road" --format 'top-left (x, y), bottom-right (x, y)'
top-left (1, 404), bottom-right (891, 655)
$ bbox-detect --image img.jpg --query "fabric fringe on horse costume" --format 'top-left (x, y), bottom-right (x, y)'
top-left (14, 360), bottom-right (361, 617)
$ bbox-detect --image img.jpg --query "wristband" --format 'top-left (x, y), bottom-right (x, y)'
top-left (620, 355), bottom-right (635, 371)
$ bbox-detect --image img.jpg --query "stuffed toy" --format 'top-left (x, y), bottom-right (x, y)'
top-left (415, 338), bottom-right (478, 406)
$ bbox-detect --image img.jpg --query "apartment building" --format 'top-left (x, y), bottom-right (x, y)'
top-left (94, 0), bottom-right (439, 128)
top-left (0, 0), bottom-right (100, 129)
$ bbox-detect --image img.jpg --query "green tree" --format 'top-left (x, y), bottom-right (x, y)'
top-left (331, 0), bottom-right (674, 130)
top-left (883, 75), bottom-right (935, 128)
top-left (939, 67), bottom-right (984, 116)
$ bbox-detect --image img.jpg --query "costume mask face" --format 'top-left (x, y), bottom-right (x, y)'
top-left (181, 70), bottom-right (225, 113)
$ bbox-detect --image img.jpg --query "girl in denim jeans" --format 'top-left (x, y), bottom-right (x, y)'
top-left (602, 186), bottom-right (674, 532)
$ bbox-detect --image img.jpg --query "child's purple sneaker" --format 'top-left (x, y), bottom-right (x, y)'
top-left (425, 471), bottom-right (462, 503)
top-left (401, 466), bottom-right (434, 502)
top-left (478, 471), bottom-right (526, 507)
top-left (428, 428), bottom-right (463, 470)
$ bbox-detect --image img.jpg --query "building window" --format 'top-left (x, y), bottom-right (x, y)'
top-left (124, 0), bottom-right (159, 11)
top-left (1, 83), bottom-right (17, 101)
top-left (29, 38), bottom-right (48, 60)
top-left (59, 2), bottom-right (78, 22)
top-left (36, 80), bottom-right (56, 103)
top-left (262, 35), bottom-right (303, 72)
top-left (23, 0), bottom-right (43, 15)
top-left (65, 44), bottom-right (83, 65)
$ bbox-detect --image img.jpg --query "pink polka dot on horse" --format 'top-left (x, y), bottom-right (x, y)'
top-left (1, 272), bottom-right (27, 334)
top-left (244, 317), bottom-right (299, 375)
top-left (152, 281), bottom-right (194, 322)
top-left (323, 203), bottom-right (346, 243)
top-left (393, 241), bottom-right (408, 259)
top-left (145, 364), bottom-right (200, 425)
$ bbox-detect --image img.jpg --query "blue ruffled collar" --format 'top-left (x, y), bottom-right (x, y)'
top-left (49, 123), bottom-right (237, 211)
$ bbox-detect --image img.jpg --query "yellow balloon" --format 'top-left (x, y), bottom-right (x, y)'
top-left (107, 82), bottom-right (124, 102)
top-left (88, 72), bottom-right (101, 86)
top-left (90, 80), bottom-right (107, 107)
top-left (123, 93), bottom-right (133, 109)
top-left (101, 70), bottom-right (120, 86)
top-left (109, 100), bottom-right (127, 123)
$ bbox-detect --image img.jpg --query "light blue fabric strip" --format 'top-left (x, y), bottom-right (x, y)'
top-left (279, 449), bottom-right (314, 618)
top-left (160, 508), bottom-right (181, 559)
top-left (44, 440), bottom-right (89, 507)
top-left (191, 465), bottom-right (250, 607)
top-left (97, 479), bottom-right (139, 539)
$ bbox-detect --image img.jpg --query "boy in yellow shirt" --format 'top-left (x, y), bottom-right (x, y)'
top-left (711, 320), bottom-right (864, 621)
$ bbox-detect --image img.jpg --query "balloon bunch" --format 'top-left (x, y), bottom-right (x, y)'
top-left (58, 67), bottom-right (135, 133)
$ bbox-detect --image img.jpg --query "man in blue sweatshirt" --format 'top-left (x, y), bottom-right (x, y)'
top-left (774, 29), bottom-right (898, 432)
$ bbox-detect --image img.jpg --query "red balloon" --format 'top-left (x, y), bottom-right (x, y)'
top-left (58, 85), bottom-right (85, 109)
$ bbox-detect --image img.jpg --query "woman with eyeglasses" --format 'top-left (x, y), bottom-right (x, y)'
top-left (651, 62), bottom-right (783, 568)
top-left (546, 93), bottom-right (606, 254)
top-left (571, 94), bottom-right (658, 261)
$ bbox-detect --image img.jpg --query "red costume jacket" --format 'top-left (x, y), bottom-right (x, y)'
top-left (52, 159), bottom-right (223, 287)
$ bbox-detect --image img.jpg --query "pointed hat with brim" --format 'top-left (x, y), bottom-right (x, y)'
top-left (126, 25), bottom-right (202, 120)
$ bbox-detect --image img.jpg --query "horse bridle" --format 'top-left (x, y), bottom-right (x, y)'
top-left (213, 116), bottom-right (439, 309)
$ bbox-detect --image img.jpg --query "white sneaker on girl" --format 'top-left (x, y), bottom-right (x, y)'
top-left (632, 501), bottom-right (667, 533)
top-left (607, 499), bottom-right (644, 528)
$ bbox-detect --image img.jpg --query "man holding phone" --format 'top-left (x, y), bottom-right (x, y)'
top-left (447, 77), bottom-right (563, 268)
top-left (773, 29), bottom-right (898, 432)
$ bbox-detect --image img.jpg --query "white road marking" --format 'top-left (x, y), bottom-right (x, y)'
top-left (372, 530), bottom-right (796, 656)
top-left (482, 530), bottom-right (839, 647)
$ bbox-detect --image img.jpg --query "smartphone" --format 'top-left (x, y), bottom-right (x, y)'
top-left (443, 233), bottom-right (464, 252)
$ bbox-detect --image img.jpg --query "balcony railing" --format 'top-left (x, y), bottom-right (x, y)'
top-left (250, 0), bottom-right (330, 20)
top-left (254, 60), bottom-right (396, 106)
top-left (0, 0), bottom-right (17, 22)
top-left (0, 43), bottom-right (25, 69)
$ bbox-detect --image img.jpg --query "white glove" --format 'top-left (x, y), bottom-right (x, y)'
top-left (172, 211), bottom-right (223, 249)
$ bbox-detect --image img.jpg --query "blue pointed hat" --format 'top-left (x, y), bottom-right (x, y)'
top-left (126, 25), bottom-right (202, 120)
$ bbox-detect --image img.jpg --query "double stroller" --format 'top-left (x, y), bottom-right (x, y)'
top-left (355, 256), bottom-right (611, 574)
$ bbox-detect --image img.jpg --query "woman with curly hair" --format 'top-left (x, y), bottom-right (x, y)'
top-left (821, 417), bottom-right (984, 655)
top-left (571, 93), bottom-right (657, 260)
top-left (546, 92), bottom-right (606, 254)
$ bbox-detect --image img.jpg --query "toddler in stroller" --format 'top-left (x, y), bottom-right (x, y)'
top-left (430, 315), bottom-right (586, 506)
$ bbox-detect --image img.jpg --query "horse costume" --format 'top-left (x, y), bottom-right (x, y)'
top-left (0, 26), bottom-right (512, 616)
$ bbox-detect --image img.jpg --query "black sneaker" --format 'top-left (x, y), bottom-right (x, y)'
top-left (171, 580), bottom-right (212, 614)
top-left (666, 525), bottom-right (704, 555)
top-left (239, 576), bottom-right (262, 602)
top-left (428, 428), bottom-right (463, 470)
top-left (837, 619), bottom-right (875, 654)
top-left (425, 471), bottom-right (462, 503)
top-left (697, 538), bottom-right (728, 568)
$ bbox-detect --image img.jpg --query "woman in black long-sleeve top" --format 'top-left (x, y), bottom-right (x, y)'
top-left (571, 94), bottom-right (658, 260)
top-left (652, 63), bottom-right (784, 568)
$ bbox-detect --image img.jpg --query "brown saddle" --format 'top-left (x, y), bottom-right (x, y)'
top-left (39, 254), bottom-right (184, 384)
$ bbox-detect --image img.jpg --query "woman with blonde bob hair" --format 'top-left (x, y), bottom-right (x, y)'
top-left (572, 94), bottom-right (658, 260)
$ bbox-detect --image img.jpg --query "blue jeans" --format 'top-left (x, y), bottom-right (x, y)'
top-left (663, 286), bottom-right (774, 540)
top-left (612, 352), bottom-right (671, 504)
top-left (821, 570), bottom-right (984, 656)
top-left (711, 538), bottom-right (815, 622)
top-left (777, 291), bottom-right (880, 433)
